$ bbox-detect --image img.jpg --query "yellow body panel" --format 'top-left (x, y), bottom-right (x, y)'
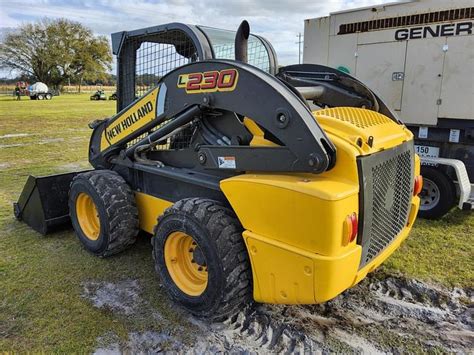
top-left (100, 87), bottom-right (159, 150)
top-left (135, 192), bottom-right (172, 234)
top-left (220, 175), bottom-right (359, 255)
top-left (220, 107), bottom-right (420, 304)
top-left (243, 198), bottom-right (419, 303)
top-left (314, 107), bottom-right (414, 153)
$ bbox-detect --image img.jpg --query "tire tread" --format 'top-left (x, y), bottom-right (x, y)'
top-left (153, 197), bottom-right (252, 320)
top-left (70, 170), bottom-right (138, 257)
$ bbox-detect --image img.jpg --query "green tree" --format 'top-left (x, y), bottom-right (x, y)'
top-left (0, 18), bottom-right (112, 90)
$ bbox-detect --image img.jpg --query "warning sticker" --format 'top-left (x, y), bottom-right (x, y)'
top-left (217, 156), bottom-right (236, 169)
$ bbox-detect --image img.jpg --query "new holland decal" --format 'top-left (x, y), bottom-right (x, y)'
top-left (106, 101), bottom-right (153, 141)
top-left (101, 87), bottom-right (159, 149)
top-left (177, 69), bottom-right (238, 93)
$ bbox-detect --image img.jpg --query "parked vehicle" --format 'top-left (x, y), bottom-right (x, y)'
top-left (304, 0), bottom-right (474, 218)
top-left (28, 82), bottom-right (53, 100)
top-left (90, 90), bottom-right (107, 100)
top-left (15, 21), bottom-right (422, 320)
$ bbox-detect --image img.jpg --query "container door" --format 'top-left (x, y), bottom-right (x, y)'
top-left (401, 38), bottom-right (446, 125)
top-left (355, 41), bottom-right (407, 111)
top-left (438, 35), bottom-right (474, 120)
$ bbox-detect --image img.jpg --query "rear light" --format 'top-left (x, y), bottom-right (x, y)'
top-left (343, 212), bottom-right (358, 245)
top-left (414, 175), bottom-right (423, 196)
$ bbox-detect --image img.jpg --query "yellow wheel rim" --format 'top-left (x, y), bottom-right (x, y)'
top-left (164, 232), bottom-right (208, 296)
top-left (75, 192), bottom-right (101, 241)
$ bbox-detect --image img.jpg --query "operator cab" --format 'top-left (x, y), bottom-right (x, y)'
top-left (112, 23), bottom-right (277, 111)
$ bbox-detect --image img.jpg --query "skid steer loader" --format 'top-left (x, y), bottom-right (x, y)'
top-left (14, 21), bottom-right (423, 320)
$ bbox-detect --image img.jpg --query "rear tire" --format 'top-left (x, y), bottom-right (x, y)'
top-left (69, 170), bottom-right (139, 257)
top-left (45, 93), bottom-right (52, 100)
top-left (152, 198), bottom-right (252, 321)
top-left (419, 166), bottom-right (456, 219)
top-left (37, 94), bottom-right (44, 100)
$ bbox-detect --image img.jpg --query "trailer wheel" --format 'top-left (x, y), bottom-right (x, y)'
top-left (419, 166), bottom-right (456, 219)
top-left (37, 94), bottom-right (44, 100)
top-left (45, 93), bottom-right (52, 100)
top-left (152, 198), bottom-right (252, 320)
top-left (69, 170), bottom-right (139, 257)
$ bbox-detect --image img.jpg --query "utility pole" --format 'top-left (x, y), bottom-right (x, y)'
top-left (296, 33), bottom-right (304, 64)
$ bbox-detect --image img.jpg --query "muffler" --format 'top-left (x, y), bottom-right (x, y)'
top-left (235, 20), bottom-right (250, 63)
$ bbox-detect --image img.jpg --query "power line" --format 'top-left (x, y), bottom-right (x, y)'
top-left (295, 33), bottom-right (304, 64)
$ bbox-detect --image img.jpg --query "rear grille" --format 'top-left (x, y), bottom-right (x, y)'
top-left (358, 141), bottom-right (414, 268)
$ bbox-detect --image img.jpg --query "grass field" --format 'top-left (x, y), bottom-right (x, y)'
top-left (0, 94), bottom-right (472, 351)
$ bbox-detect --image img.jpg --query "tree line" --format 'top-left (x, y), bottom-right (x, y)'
top-left (0, 18), bottom-right (112, 90)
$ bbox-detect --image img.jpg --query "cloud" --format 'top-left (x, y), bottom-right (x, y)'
top-left (0, 0), bottom-right (395, 67)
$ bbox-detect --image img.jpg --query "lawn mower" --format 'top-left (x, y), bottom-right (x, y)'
top-left (90, 89), bottom-right (107, 101)
top-left (14, 21), bottom-right (422, 320)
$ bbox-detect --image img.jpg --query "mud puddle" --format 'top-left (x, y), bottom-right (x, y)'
top-left (85, 275), bottom-right (473, 353)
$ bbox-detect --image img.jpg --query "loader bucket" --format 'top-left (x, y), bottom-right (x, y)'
top-left (13, 171), bottom-right (89, 235)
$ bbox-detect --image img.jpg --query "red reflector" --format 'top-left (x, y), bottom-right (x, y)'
top-left (350, 213), bottom-right (358, 242)
top-left (414, 175), bottom-right (423, 196)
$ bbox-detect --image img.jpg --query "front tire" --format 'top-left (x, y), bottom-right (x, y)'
top-left (419, 166), bottom-right (456, 219)
top-left (152, 198), bottom-right (252, 320)
top-left (69, 170), bottom-right (139, 257)
top-left (37, 94), bottom-right (44, 100)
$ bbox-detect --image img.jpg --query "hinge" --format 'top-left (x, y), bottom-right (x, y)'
top-left (436, 98), bottom-right (442, 105)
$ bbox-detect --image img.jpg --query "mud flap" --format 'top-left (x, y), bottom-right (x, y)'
top-left (13, 171), bottom-right (90, 235)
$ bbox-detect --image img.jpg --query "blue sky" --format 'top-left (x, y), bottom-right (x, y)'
top-left (0, 0), bottom-right (394, 74)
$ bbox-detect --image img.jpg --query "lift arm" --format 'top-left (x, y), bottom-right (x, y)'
top-left (89, 60), bottom-right (336, 174)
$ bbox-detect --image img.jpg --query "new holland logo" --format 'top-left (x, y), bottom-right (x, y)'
top-left (106, 101), bottom-right (153, 141)
top-left (177, 69), bottom-right (239, 94)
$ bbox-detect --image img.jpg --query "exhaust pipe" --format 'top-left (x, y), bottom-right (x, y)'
top-left (235, 20), bottom-right (250, 63)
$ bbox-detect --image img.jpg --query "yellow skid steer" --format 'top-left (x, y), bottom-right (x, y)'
top-left (15, 21), bottom-right (422, 320)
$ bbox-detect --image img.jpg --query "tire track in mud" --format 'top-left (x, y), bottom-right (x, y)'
top-left (88, 275), bottom-right (473, 353)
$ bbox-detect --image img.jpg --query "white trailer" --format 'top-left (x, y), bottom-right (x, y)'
top-left (304, 0), bottom-right (474, 219)
top-left (28, 82), bottom-right (53, 100)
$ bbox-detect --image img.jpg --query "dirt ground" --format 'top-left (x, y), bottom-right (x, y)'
top-left (87, 274), bottom-right (473, 353)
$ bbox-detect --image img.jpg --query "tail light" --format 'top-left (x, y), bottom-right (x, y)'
top-left (343, 212), bottom-right (358, 245)
top-left (413, 175), bottom-right (423, 196)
